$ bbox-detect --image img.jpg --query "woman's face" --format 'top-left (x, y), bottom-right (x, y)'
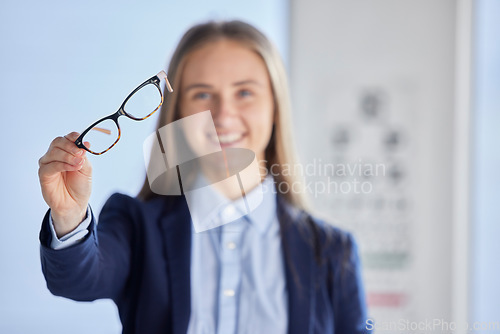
top-left (178, 39), bottom-right (275, 163)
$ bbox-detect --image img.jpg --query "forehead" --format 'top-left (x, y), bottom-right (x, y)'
top-left (181, 39), bottom-right (270, 86)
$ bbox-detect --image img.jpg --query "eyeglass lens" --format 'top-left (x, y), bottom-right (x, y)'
top-left (124, 83), bottom-right (162, 119)
top-left (84, 119), bottom-right (120, 154)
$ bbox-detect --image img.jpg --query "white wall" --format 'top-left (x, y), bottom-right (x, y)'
top-left (0, 1), bottom-right (288, 332)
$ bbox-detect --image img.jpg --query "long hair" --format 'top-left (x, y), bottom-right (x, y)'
top-left (138, 20), bottom-right (306, 209)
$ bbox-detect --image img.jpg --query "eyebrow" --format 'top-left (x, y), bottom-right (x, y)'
top-left (184, 79), bottom-right (261, 92)
top-left (184, 83), bottom-right (212, 92)
top-left (233, 79), bottom-right (261, 87)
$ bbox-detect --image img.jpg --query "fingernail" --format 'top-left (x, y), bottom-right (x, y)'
top-left (73, 156), bottom-right (83, 164)
top-left (76, 149), bottom-right (84, 156)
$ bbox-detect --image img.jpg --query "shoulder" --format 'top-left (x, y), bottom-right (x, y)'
top-left (310, 216), bottom-right (358, 253)
top-left (99, 193), bottom-right (142, 219)
top-left (100, 192), bottom-right (181, 222)
top-left (305, 214), bottom-right (359, 269)
top-left (300, 215), bottom-right (363, 295)
top-left (278, 195), bottom-right (357, 257)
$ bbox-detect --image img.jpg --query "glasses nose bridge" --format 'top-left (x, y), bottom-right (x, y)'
top-left (108, 109), bottom-right (124, 126)
top-left (117, 107), bottom-right (127, 117)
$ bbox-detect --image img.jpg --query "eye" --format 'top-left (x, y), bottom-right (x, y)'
top-left (193, 92), bottom-right (211, 100)
top-left (237, 89), bottom-right (252, 98)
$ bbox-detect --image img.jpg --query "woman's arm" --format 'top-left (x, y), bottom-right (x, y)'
top-left (39, 193), bottom-right (135, 302)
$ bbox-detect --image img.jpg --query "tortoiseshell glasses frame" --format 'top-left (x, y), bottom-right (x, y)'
top-left (74, 71), bottom-right (173, 155)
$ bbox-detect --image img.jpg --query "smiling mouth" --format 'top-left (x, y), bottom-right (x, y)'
top-left (207, 132), bottom-right (246, 147)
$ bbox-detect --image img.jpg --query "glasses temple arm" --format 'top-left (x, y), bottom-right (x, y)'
top-left (91, 127), bottom-right (112, 135)
top-left (156, 70), bottom-right (173, 93)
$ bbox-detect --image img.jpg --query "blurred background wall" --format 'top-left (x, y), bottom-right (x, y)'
top-left (289, 1), bottom-right (499, 332)
top-left (0, 0), bottom-right (498, 333)
top-left (290, 0), bottom-right (456, 327)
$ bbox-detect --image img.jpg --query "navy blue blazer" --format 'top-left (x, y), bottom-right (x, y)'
top-left (40, 193), bottom-right (370, 334)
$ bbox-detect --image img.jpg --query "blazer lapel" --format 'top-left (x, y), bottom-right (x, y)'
top-left (278, 197), bottom-right (315, 334)
top-left (159, 196), bottom-right (192, 334)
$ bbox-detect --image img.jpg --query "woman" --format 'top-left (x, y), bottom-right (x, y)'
top-left (38, 20), bottom-right (370, 334)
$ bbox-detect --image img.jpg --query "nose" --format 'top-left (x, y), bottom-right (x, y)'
top-left (211, 94), bottom-right (236, 128)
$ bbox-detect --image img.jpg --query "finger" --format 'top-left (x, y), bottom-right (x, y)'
top-left (48, 133), bottom-right (84, 156)
top-left (77, 154), bottom-right (92, 177)
top-left (38, 160), bottom-right (87, 180)
top-left (39, 146), bottom-right (86, 167)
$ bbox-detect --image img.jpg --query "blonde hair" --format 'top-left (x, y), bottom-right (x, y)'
top-left (138, 20), bottom-right (306, 209)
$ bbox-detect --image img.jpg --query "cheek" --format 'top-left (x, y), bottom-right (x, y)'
top-left (245, 103), bottom-right (274, 139)
top-left (258, 100), bottom-right (274, 133)
top-left (246, 110), bottom-right (273, 161)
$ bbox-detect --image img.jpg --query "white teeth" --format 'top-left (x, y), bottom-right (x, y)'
top-left (216, 133), bottom-right (243, 144)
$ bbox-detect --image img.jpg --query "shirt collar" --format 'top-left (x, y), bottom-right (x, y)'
top-left (188, 175), bottom-right (276, 236)
top-left (239, 176), bottom-right (276, 235)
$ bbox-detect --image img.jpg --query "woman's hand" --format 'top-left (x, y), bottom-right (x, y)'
top-left (38, 132), bottom-right (93, 238)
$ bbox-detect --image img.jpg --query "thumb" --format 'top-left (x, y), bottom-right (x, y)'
top-left (77, 142), bottom-right (92, 176)
top-left (78, 154), bottom-right (92, 177)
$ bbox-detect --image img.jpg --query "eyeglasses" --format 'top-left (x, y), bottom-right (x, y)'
top-left (75, 71), bottom-right (173, 155)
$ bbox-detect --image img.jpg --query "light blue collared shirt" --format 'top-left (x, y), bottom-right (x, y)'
top-left (187, 176), bottom-right (288, 334)
top-left (49, 177), bottom-right (288, 334)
